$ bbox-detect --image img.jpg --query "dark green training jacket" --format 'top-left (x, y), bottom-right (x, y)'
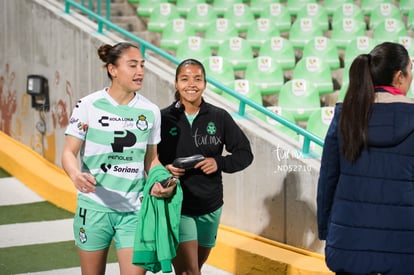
top-left (132, 165), bottom-right (183, 273)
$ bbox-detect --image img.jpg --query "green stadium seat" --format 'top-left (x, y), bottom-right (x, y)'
top-left (204, 18), bottom-right (239, 51)
top-left (343, 36), bottom-right (375, 67)
top-left (244, 56), bottom-right (285, 96)
top-left (277, 79), bottom-right (321, 122)
top-left (399, 36), bottom-right (414, 59)
top-left (360, 0), bottom-right (391, 16)
top-left (175, 36), bottom-right (212, 61)
top-left (249, 0), bottom-right (280, 17)
top-left (296, 3), bottom-right (329, 32)
top-left (147, 3), bottom-right (180, 33)
top-left (202, 56), bottom-right (235, 95)
top-left (338, 79), bottom-right (348, 102)
top-left (398, 0), bottom-right (414, 16)
top-left (211, 0), bottom-right (243, 17)
top-left (264, 106), bottom-right (300, 140)
top-left (160, 18), bottom-right (196, 50)
top-left (373, 18), bottom-right (408, 44)
top-left (186, 3), bottom-right (218, 33)
top-left (222, 3), bottom-right (255, 33)
top-left (176, 0), bottom-right (206, 17)
top-left (368, 3), bottom-right (402, 30)
top-left (259, 36), bottom-right (296, 72)
top-left (222, 79), bottom-right (264, 115)
top-left (217, 37), bottom-right (254, 71)
top-left (408, 9), bottom-right (414, 31)
top-left (322, 0), bottom-right (353, 17)
top-left (259, 3), bottom-right (292, 33)
top-left (305, 106), bottom-right (335, 155)
top-left (293, 56), bottom-right (334, 95)
top-left (286, 0), bottom-right (316, 17)
top-left (245, 18), bottom-right (281, 51)
top-left (330, 18), bottom-right (366, 50)
top-left (136, 0), bottom-right (168, 18)
top-left (301, 36), bottom-right (340, 70)
top-left (330, 3), bottom-right (364, 28)
top-left (288, 17), bottom-right (324, 51)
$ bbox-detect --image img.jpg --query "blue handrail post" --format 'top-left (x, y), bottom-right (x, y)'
top-left (238, 101), bottom-right (246, 117)
top-left (106, 0), bottom-right (111, 31)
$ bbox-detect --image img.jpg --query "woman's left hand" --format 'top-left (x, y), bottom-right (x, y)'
top-left (194, 157), bottom-right (218, 175)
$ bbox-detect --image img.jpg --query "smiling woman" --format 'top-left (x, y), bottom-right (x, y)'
top-left (157, 58), bottom-right (254, 275)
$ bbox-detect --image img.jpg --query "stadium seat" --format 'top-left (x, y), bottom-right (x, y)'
top-left (147, 3), bottom-right (179, 33)
top-left (175, 0), bottom-right (206, 17)
top-left (249, 0), bottom-right (279, 17)
top-left (186, 3), bottom-right (217, 33)
top-left (222, 79), bottom-right (264, 115)
top-left (259, 3), bottom-right (292, 33)
top-left (399, 36), bottom-right (414, 59)
top-left (175, 36), bottom-right (212, 61)
top-left (368, 3), bottom-right (402, 30)
top-left (306, 106), bottom-right (335, 155)
top-left (277, 79), bottom-right (321, 122)
top-left (286, 0), bottom-right (317, 17)
top-left (264, 106), bottom-right (300, 140)
top-left (295, 3), bottom-right (329, 32)
top-left (288, 17), bottom-right (324, 51)
top-left (136, 0), bottom-right (168, 18)
top-left (202, 56), bottom-right (235, 95)
top-left (244, 56), bottom-right (285, 96)
top-left (301, 36), bottom-right (340, 70)
top-left (160, 18), bottom-right (196, 50)
top-left (343, 36), bottom-right (375, 67)
top-left (360, 0), bottom-right (391, 16)
top-left (259, 36), bottom-right (296, 72)
top-left (330, 18), bottom-right (366, 50)
top-left (398, 0), bottom-right (414, 16)
top-left (408, 9), bottom-right (414, 31)
top-left (204, 18), bottom-right (239, 51)
top-left (330, 3), bottom-right (364, 28)
top-left (222, 3), bottom-right (255, 33)
top-left (373, 18), bottom-right (408, 44)
top-left (245, 18), bottom-right (281, 51)
top-left (211, 0), bottom-right (243, 17)
top-left (293, 56), bottom-right (334, 95)
top-left (322, 0), bottom-right (353, 17)
top-left (217, 37), bottom-right (254, 71)
top-left (338, 79), bottom-right (348, 102)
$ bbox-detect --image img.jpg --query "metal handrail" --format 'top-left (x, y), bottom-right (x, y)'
top-left (64, 0), bottom-right (324, 156)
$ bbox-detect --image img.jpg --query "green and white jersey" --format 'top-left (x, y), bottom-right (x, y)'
top-left (65, 88), bottom-right (161, 212)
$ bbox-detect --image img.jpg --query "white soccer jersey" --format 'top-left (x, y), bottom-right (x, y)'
top-left (65, 88), bottom-right (161, 212)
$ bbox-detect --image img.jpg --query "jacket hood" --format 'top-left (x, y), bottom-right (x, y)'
top-left (366, 103), bottom-right (414, 147)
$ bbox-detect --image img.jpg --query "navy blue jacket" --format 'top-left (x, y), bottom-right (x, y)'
top-left (317, 102), bottom-right (414, 274)
top-left (158, 100), bottom-right (253, 215)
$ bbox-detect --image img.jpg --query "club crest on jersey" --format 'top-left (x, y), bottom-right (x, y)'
top-left (79, 227), bottom-right (87, 243)
top-left (136, 115), bottom-right (148, 131)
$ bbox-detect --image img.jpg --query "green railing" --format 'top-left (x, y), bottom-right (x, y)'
top-left (64, 0), bottom-right (324, 157)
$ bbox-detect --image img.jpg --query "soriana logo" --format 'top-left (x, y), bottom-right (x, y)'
top-left (292, 79), bottom-right (306, 96)
top-left (209, 56), bottom-right (223, 71)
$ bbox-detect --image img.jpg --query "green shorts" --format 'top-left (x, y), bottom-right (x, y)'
top-left (73, 206), bottom-right (139, 251)
top-left (179, 207), bottom-right (222, 248)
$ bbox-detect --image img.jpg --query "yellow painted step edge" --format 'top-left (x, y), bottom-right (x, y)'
top-left (0, 130), bottom-right (333, 275)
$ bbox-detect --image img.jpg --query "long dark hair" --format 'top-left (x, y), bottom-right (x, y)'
top-left (97, 42), bottom-right (140, 80)
top-left (174, 58), bottom-right (206, 101)
top-left (340, 42), bottom-right (410, 162)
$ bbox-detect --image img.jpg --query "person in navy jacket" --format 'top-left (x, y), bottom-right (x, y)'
top-left (158, 58), bottom-right (253, 275)
top-left (317, 42), bottom-right (414, 274)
